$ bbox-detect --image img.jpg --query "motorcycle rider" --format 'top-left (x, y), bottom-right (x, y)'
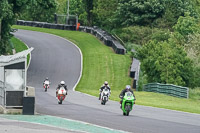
top-left (43, 77), bottom-right (50, 85)
top-left (56, 81), bottom-right (67, 98)
top-left (119, 85), bottom-right (135, 108)
top-left (99, 81), bottom-right (111, 100)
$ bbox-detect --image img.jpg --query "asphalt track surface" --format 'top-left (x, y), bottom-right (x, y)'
top-left (14, 29), bottom-right (200, 133)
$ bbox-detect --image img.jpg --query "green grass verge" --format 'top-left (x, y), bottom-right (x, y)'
top-left (11, 37), bottom-right (30, 65)
top-left (12, 25), bottom-right (200, 114)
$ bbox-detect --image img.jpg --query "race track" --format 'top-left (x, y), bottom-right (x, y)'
top-left (14, 29), bottom-right (200, 133)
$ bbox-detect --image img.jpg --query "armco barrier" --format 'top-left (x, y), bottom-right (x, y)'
top-left (16, 20), bottom-right (126, 55)
top-left (143, 83), bottom-right (189, 98)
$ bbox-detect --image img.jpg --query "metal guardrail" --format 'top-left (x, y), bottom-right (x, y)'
top-left (79, 26), bottom-right (126, 54)
top-left (16, 20), bottom-right (126, 55)
top-left (143, 83), bottom-right (189, 98)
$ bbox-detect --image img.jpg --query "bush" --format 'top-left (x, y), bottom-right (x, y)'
top-left (113, 26), bottom-right (171, 46)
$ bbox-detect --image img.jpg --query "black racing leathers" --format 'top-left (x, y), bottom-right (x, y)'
top-left (119, 89), bottom-right (134, 108)
top-left (57, 84), bottom-right (67, 91)
top-left (100, 85), bottom-right (111, 92)
top-left (119, 89), bottom-right (134, 99)
top-left (99, 85), bottom-right (111, 100)
top-left (56, 84), bottom-right (67, 97)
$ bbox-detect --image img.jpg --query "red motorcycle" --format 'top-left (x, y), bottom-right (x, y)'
top-left (57, 87), bottom-right (67, 104)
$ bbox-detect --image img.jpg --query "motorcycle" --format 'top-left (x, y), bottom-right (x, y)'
top-left (100, 87), bottom-right (110, 105)
top-left (43, 80), bottom-right (50, 92)
top-left (57, 87), bottom-right (67, 104)
top-left (121, 92), bottom-right (135, 116)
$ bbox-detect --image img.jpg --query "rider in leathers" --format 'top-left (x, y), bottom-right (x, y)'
top-left (99, 81), bottom-right (111, 100)
top-left (56, 81), bottom-right (67, 98)
top-left (119, 85), bottom-right (135, 108)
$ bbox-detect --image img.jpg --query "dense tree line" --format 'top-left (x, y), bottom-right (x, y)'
top-left (0, 0), bottom-right (56, 55)
top-left (0, 0), bottom-right (29, 54)
top-left (0, 0), bottom-right (199, 88)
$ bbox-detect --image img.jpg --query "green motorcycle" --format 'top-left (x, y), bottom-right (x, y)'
top-left (121, 92), bottom-right (135, 116)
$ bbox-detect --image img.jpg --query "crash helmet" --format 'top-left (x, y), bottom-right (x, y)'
top-left (60, 81), bottom-right (65, 85)
top-left (104, 81), bottom-right (108, 86)
top-left (126, 85), bottom-right (131, 90)
top-left (46, 77), bottom-right (49, 80)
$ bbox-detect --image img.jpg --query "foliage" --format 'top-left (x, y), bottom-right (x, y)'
top-left (114, 0), bottom-right (165, 26)
top-left (20, 0), bottom-right (57, 23)
top-left (92, 0), bottom-right (118, 30)
top-left (0, 0), bottom-right (29, 55)
top-left (69, 0), bottom-right (87, 26)
top-left (185, 34), bottom-right (200, 67)
top-left (56, 0), bottom-right (67, 14)
top-left (136, 40), bottom-right (193, 87)
top-left (82, 0), bottom-right (94, 26)
top-left (173, 14), bottom-right (200, 40)
top-left (113, 26), bottom-right (170, 45)
top-left (160, 0), bottom-right (198, 27)
top-left (189, 87), bottom-right (200, 100)
top-left (184, 34), bottom-right (200, 87)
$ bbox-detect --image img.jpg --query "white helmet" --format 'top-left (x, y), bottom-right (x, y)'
top-left (126, 85), bottom-right (131, 90)
top-left (104, 81), bottom-right (108, 85)
top-left (60, 81), bottom-right (65, 85)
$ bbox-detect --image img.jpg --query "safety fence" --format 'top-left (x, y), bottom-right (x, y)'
top-left (143, 83), bottom-right (189, 98)
top-left (17, 20), bottom-right (76, 30)
top-left (16, 20), bottom-right (126, 55)
top-left (77, 26), bottom-right (126, 54)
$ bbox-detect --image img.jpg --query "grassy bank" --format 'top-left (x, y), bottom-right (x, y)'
top-left (13, 25), bottom-right (200, 114)
top-left (11, 37), bottom-right (30, 65)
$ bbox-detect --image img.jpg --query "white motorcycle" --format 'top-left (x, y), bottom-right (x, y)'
top-left (100, 87), bottom-right (110, 105)
top-left (43, 80), bottom-right (50, 92)
top-left (57, 87), bottom-right (67, 104)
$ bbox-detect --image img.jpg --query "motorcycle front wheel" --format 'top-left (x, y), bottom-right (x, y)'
top-left (58, 96), bottom-right (63, 104)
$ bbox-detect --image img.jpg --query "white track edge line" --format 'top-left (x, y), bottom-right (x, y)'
top-left (0, 117), bottom-right (88, 133)
top-left (47, 114), bottom-right (130, 133)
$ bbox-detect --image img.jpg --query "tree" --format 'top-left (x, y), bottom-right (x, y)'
top-left (114, 0), bottom-right (164, 26)
top-left (0, 0), bottom-right (29, 55)
top-left (83, 0), bottom-right (94, 26)
top-left (136, 40), bottom-right (193, 87)
top-left (173, 14), bottom-right (200, 38)
top-left (170, 14), bottom-right (200, 46)
top-left (68, 0), bottom-right (87, 25)
top-left (162, 0), bottom-right (198, 26)
top-left (20, 0), bottom-right (57, 23)
top-left (92, 0), bottom-right (118, 30)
